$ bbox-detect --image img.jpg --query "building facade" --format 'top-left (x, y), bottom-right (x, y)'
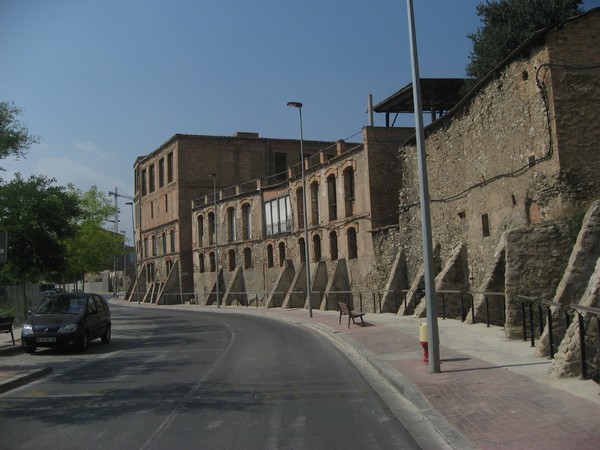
top-left (131, 133), bottom-right (339, 303)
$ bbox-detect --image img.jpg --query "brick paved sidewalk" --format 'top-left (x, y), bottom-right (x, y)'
top-left (262, 307), bottom-right (600, 450)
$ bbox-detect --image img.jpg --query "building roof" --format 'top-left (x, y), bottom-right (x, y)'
top-left (373, 78), bottom-right (470, 114)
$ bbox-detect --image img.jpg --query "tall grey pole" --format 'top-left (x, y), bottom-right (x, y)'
top-left (126, 201), bottom-right (139, 304)
top-left (287, 101), bottom-right (312, 318)
top-left (406, 0), bottom-right (440, 373)
top-left (210, 173), bottom-right (220, 308)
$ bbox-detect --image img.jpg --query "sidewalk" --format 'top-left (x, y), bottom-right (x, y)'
top-left (2, 299), bottom-right (599, 449)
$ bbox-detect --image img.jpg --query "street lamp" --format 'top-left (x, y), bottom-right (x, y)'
top-left (287, 101), bottom-right (312, 318)
top-left (125, 201), bottom-right (139, 304)
top-left (406, 0), bottom-right (440, 373)
top-left (209, 172), bottom-right (220, 308)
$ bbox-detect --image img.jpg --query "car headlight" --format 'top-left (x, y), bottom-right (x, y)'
top-left (59, 323), bottom-right (78, 333)
top-left (22, 324), bottom-right (33, 335)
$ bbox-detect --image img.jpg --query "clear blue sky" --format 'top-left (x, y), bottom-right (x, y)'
top-left (2, 0), bottom-right (599, 238)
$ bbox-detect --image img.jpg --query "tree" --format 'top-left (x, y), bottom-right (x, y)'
top-left (0, 174), bottom-right (81, 316)
top-left (0, 102), bottom-right (39, 169)
top-left (466, 0), bottom-right (584, 79)
top-left (64, 185), bottom-right (120, 289)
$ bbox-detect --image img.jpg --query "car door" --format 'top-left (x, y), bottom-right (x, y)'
top-left (86, 296), bottom-right (102, 339)
top-left (93, 295), bottom-right (110, 336)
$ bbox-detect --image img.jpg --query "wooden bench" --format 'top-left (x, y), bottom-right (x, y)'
top-left (0, 316), bottom-right (15, 345)
top-left (338, 302), bottom-right (366, 328)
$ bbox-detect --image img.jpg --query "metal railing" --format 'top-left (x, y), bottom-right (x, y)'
top-left (517, 295), bottom-right (600, 380)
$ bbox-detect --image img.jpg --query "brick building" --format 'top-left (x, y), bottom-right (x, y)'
top-left (131, 133), bottom-right (339, 303)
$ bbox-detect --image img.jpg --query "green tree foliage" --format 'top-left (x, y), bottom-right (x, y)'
top-left (0, 102), bottom-right (39, 168)
top-left (0, 174), bottom-right (81, 315)
top-left (64, 185), bottom-right (120, 285)
top-left (467, 0), bottom-right (584, 79)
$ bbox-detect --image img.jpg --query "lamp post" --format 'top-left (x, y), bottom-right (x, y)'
top-left (209, 172), bottom-right (220, 308)
top-left (406, 0), bottom-right (440, 373)
top-left (287, 101), bottom-right (312, 318)
top-left (125, 201), bottom-right (139, 304)
top-left (121, 230), bottom-right (126, 294)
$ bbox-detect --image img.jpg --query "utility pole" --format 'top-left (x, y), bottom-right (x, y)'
top-left (108, 188), bottom-right (135, 295)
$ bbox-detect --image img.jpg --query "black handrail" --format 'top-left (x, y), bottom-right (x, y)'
top-left (570, 304), bottom-right (600, 380)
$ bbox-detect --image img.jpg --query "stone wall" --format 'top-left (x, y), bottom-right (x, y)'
top-left (504, 223), bottom-right (576, 339)
top-left (394, 11), bottom-right (600, 302)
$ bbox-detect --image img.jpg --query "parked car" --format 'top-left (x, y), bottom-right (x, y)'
top-left (21, 293), bottom-right (111, 353)
top-left (40, 290), bottom-right (57, 298)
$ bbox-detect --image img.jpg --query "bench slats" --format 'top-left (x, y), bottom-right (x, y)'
top-left (337, 302), bottom-right (365, 328)
top-left (0, 316), bottom-right (16, 345)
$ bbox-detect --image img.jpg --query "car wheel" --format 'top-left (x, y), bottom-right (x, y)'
top-left (23, 346), bottom-right (36, 354)
top-left (79, 331), bottom-right (89, 352)
top-left (101, 325), bottom-right (111, 344)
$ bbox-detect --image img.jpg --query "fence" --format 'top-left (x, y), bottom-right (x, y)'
top-left (0, 284), bottom-right (46, 326)
top-left (517, 295), bottom-right (600, 381)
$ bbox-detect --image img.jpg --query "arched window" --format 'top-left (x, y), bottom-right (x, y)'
top-left (166, 259), bottom-right (173, 274)
top-left (143, 237), bottom-right (148, 258)
top-left (313, 234), bottom-right (321, 262)
top-left (267, 244), bottom-right (274, 268)
top-left (347, 227), bottom-right (358, 260)
top-left (147, 263), bottom-right (155, 282)
top-left (208, 212), bottom-right (215, 245)
top-left (299, 238), bottom-right (306, 263)
top-left (278, 242), bottom-right (286, 267)
top-left (327, 174), bottom-right (337, 221)
top-left (228, 249), bottom-right (236, 271)
top-left (343, 167), bottom-right (355, 217)
top-left (242, 203), bottom-right (251, 240)
top-left (310, 181), bottom-right (319, 226)
top-left (227, 207), bottom-right (235, 242)
top-left (170, 230), bottom-right (175, 253)
top-left (209, 251), bottom-right (216, 272)
top-left (243, 247), bottom-right (252, 269)
top-left (197, 215), bottom-right (204, 246)
top-left (162, 232), bottom-right (167, 255)
top-left (330, 231), bottom-right (338, 261)
top-left (296, 187), bottom-right (305, 230)
top-left (199, 253), bottom-right (205, 273)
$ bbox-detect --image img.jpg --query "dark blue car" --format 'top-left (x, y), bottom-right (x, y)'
top-left (21, 293), bottom-right (111, 353)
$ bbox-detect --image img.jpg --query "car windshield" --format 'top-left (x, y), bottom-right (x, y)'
top-left (36, 296), bottom-right (86, 315)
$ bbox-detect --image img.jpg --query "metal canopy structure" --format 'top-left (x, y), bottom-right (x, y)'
top-left (374, 78), bottom-right (469, 125)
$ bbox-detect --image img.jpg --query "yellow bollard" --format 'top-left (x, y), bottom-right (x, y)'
top-left (419, 322), bottom-right (429, 364)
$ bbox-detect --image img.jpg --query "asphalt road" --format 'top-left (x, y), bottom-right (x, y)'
top-left (0, 304), bottom-right (421, 449)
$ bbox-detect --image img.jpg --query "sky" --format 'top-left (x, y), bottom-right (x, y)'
top-left (2, 0), bottom-right (599, 240)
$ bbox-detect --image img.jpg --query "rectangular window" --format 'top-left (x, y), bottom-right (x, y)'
top-left (165, 194), bottom-right (168, 213)
top-left (167, 152), bottom-right (174, 183)
top-left (158, 158), bottom-right (165, 188)
top-left (275, 152), bottom-right (287, 180)
top-left (482, 213), bottom-right (490, 237)
top-left (264, 195), bottom-right (291, 236)
top-left (149, 164), bottom-right (156, 193)
top-left (141, 169), bottom-right (147, 196)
